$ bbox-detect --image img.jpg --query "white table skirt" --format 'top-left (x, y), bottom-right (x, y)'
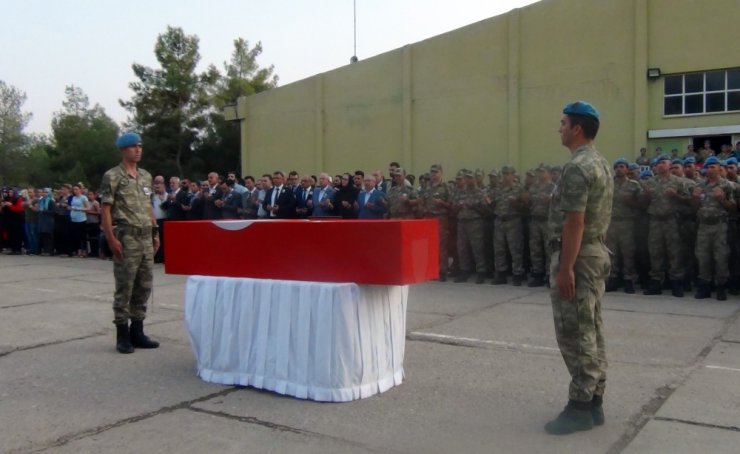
top-left (185, 276), bottom-right (408, 402)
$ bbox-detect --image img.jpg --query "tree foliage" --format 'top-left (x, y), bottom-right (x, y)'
top-left (0, 80), bottom-right (32, 184)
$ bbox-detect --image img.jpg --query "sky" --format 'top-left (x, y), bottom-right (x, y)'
top-left (1, 0), bottom-right (541, 134)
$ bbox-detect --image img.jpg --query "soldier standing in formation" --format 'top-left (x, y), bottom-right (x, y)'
top-left (641, 154), bottom-right (690, 297)
top-left (387, 168), bottom-right (418, 219)
top-left (421, 164), bottom-right (452, 281)
top-left (100, 132), bottom-right (161, 354)
top-left (453, 169), bottom-right (488, 283)
top-left (522, 165), bottom-right (554, 287)
top-left (545, 101), bottom-right (613, 435)
top-left (724, 157), bottom-right (740, 294)
top-left (691, 156), bottom-right (736, 300)
top-left (605, 158), bottom-right (642, 294)
top-left (491, 166), bottom-right (526, 285)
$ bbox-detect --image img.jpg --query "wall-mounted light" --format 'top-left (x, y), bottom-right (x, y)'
top-left (647, 68), bottom-right (661, 79)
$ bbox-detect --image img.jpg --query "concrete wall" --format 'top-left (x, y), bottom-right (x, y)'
top-left (236, 0), bottom-right (740, 177)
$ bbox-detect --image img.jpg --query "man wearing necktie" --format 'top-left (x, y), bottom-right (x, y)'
top-left (263, 171), bottom-right (296, 219)
top-left (295, 176), bottom-right (314, 218)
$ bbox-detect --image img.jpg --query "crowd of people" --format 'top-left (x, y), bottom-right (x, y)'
top-left (2, 140), bottom-right (740, 301)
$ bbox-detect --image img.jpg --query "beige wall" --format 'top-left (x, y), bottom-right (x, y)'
top-left (236, 0), bottom-right (740, 178)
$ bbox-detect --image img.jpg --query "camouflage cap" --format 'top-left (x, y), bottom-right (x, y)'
top-left (391, 167), bottom-right (405, 176)
top-left (430, 164), bottom-right (443, 172)
top-left (500, 165), bottom-right (516, 174)
top-left (474, 168), bottom-right (484, 178)
top-left (488, 168), bottom-right (498, 177)
top-left (536, 164), bottom-right (550, 172)
top-left (463, 168), bottom-right (475, 178)
top-left (526, 169), bottom-right (535, 177)
top-left (550, 165), bottom-right (562, 172)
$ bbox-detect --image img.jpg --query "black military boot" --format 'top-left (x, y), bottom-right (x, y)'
top-left (512, 274), bottom-right (525, 287)
top-left (591, 395), bottom-right (605, 426)
top-left (683, 279), bottom-right (693, 292)
top-left (727, 278), bottom-right (740, 296)
top-left (623, 280), bottom-right (635, 294)
top-left (453, 272), bottom-right (470, 283)
top-left (694, 280), bottom-right (711, 299)
top-left (129, 320), bottom-right (160, 349)
top-left (527, 273), bottom-right (545, 287)
top-left (643, 279), bottom-right (662, 295)
top-left (491, 272), bottom-right (507, 285)
top-left (671, 280), bottom-right (684, 298)
top-left (544, 400), bottom-right (595, 435)
top-left (605, 277), bottom-right (619, 292)
top-left (115, 322), bottom-right (134, 354)
top-left (716, 284), bottom-right (728, 301)
top-left (475, 273), bottom-right (487, 284)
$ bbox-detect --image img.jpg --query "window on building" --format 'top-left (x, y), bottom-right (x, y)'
top-left (664, 68), bottom-right (740, 116)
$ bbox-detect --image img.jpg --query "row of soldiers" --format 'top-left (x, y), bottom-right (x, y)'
top-left (392, 155), bottom-right (740, 300)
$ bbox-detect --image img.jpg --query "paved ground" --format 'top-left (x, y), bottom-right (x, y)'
top-left (1, 254), bottom-right (739, 453)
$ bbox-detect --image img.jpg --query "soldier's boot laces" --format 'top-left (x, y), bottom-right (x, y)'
top-left (643, 279), bottom-right (662, 296)
top-left (544, 400), bottom-right (595, 435)
top-left (591, 395), bottom-right (605, 426)
top-left (115, 323), bottom-right (134, 354)
top-left (604, 277), bottom-right (619, 292)
top-left (716, 285), bottom-right (728, 301)
top-left (491, 272), bottom-right (508, 285)
top-left (671, 280), bottom-right (684, 298)
top-left (623, 280), bottom-right (635, 294)
top-left (694, 281), bottom-right (711, 299)
top-left (475, 273), bottom-right (487, 284)
top-left (130, 320), bottom-right (160, 349)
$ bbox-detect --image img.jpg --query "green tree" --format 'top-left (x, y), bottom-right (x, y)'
top-left (198, 38), bottom-right (279, 175)
top-left (121, 26), bottom-right (214, 178)
top-left (0, 80), bottom-right (32, 185)
top-left (49, 85), bottom-right (120, 187)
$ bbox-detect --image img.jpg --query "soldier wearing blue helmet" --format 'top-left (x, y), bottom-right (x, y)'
top-left (544, 101), bottom-right (612, 435)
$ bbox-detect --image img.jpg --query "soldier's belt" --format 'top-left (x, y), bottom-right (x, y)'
top-left (649, 214), bottom-right (676, 221)
top-left (698, 216), bottom-right (727, 225)
top-left (114, 223), bottom-right (152, 236)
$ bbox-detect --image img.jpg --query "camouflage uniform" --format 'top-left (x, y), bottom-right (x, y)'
top-left (100, 163), bottom-right (155, 325)
top-left (493, 181), bottom-right (525, 278)
top-left (387, 185), bottom-right (418, 219)
top-left (676, 176), bottom-right (698, 286)
top-left (643, 174), bottom-right (688, 285)
top-left (453, 185), bottom-right (487, 275)
top-left (726, 179), bottom-right (740, 292)
top-left (694, 179), bottom-right (735, 287)
top-left (526, 180), bottom-right (555, 278)
top-left (548, 143), bottom-right (613, 403)
top-left (606, 177), bottom-right (642, 284)
top-left (421, 181), bottom-right (451, 275)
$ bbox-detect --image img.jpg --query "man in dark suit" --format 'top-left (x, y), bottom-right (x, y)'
top-left (263, 171), bottom-right (296, 219)
top-left (294, 175), bottom-right (314, 218)
top-left (357, 175), bottom-right (388, 219)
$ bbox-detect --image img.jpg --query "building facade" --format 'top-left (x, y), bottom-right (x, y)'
top-left (230, 0), bottom-right (740, 176)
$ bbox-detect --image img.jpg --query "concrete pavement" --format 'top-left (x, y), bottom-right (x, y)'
top-left (1, 254), bottom-right (739, 453)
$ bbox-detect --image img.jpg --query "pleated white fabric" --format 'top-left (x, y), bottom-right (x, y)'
top-left (184, 276), bottom-right (408, 402)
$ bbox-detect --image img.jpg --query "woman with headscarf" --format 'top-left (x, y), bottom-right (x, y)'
top-left (1, 188), bottom-right (25, 254)
top-left (37, 188), bottom-right (56, 255)
top-left (333, 172), bottom-right (359, 219)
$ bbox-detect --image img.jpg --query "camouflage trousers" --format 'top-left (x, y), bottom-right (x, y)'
top-left (112, 228), bottom-right (154, 325)
top-left (677, 216), bottom-right (698, 281)
top-left (549, 245), bottom-right (610, 402)
top-left (528, 219), bottom-right (549, 275)
top-left (494, 217), bottom-right (524, 275)
top-left (696, 221), bottom-right (729, 285)
top-left (457, 218), bottom-right (486, 273)
top-left (432, 215), bottom-right (450, 274)
top-left (648, 218), bottom-right (684, 281)
top-left (606, 218), bottom-right (637, 282)
top-left (728, 219), bottom-right (740, 280)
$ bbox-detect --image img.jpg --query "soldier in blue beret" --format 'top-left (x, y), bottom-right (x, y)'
top-left (544, 101), bottom-right (612, 435)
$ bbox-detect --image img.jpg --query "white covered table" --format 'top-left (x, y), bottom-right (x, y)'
top-left (185, 275), bottom-right (409, 402)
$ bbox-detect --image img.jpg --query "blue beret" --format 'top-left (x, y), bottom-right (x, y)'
top-left (563, 101), bottom-right (600, 121)
top-left (614, 157), bottom-right (629, 167)
top-left (704, 156), bottom-right (720, 166)
top-left (726, 157), bottom-right (738, 165)
top-left (683, 156), bottom-right (696, 164)
top-left (671, 159), bottom-right (683, 165)
top-left (640, 170), bottom-right (653, 178)
top-left (656, 154), bottom-right (671, 163)
top-left (628, 163), bottom-right (639, 171)
top-left (116, 132), bottom-right (142, 149)
top-left (720, 160), bottom-right (728, 167)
